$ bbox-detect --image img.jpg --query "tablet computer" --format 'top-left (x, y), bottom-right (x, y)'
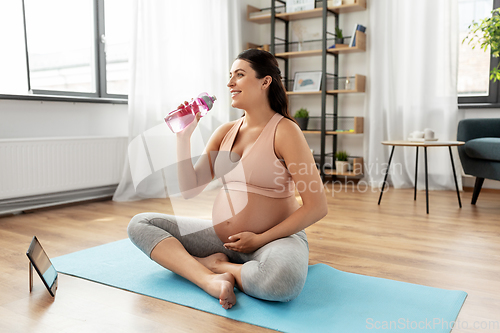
top-left (26, 236), bottom-right (58, 297)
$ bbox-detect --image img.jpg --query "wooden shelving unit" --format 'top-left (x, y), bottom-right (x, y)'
top-left (247, 0), bottom-right (367, 178)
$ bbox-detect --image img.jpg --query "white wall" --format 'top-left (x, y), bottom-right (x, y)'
top-left (240, 0), bottom-right (269, 51)
top-left (0, 99), bottom-right (128, 139)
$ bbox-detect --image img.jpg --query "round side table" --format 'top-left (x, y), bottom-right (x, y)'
top-left (378, 140), bottom-right (465, 214)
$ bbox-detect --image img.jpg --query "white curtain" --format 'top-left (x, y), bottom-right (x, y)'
top-left (113, 0), bottom-right (242, 202)
top-left (364, 0), bottom-right (461, 191)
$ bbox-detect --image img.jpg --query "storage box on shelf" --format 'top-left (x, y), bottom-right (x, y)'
top-left (246, 0), bottom-right (367, 178)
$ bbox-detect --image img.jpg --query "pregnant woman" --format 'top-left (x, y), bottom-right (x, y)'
top-left (128, 49), bottom-right (328, 309)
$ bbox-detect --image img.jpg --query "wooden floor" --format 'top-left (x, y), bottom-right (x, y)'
top-left (1, 184), bottom-right (499, 333)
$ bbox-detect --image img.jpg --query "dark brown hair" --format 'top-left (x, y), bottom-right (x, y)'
top-left (236, 49), bottom-right (295, 122)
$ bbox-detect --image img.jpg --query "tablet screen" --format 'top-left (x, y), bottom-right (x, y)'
top-left (26, 236), bottom-right (58, 296)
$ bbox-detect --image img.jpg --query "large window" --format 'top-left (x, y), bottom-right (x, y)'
top-left (0, 0), bottom-right (131, 102)
top-left (0, 1), bottom-right (29, 95)
top-left (458, 0), bottom-right (500, 107)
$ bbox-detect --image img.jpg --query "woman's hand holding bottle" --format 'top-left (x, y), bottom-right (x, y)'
top-left (165, 93), bottom-right (216, 134)
top-left (175, 100), bottom-right (201, 139)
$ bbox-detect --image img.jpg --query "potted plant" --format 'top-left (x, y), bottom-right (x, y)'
top-left (463, 8), bottom-right (500, 81)
top-left (335, 27), bottom-right (345, 45)
top-left (335, 150), bottom-right (349, 173)
top-left (294, 108), bottom-right (309, 130)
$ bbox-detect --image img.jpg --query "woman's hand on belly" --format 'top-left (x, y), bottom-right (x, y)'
top-left (223, 231), bottom-right (264, 253)
top-left (213, 190), bottom-right (299, 236)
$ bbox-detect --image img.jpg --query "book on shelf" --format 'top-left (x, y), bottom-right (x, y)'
top-left (349, 24), bottom-right (366, 47)
top-left (286, 0), bottom-right (315, 13)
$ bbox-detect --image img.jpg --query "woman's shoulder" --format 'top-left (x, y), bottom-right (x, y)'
top-left (276, 116), bottom-right (302, 137)
top-left (274, 116), bottom-right (306, 156)
top-left (205, 118), bottom-right (241, 150)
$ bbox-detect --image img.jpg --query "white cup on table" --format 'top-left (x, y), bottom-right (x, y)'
top-left (411, 131), bottom-right (424, 139)
top-left (424, 128), bottom-right (435, 140)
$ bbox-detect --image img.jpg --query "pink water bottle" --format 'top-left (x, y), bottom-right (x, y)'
top-left (164, 92), bottom-right (217, 133)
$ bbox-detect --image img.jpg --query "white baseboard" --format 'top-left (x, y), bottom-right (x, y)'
top-left (0, 185), bottom-right (117, 216)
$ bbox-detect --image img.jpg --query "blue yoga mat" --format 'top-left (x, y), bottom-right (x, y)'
top-left (52, 239), bottom-right (466, 332)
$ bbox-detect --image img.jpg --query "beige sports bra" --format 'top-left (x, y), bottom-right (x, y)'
top-left (213, 113), bottom-right (295, 198)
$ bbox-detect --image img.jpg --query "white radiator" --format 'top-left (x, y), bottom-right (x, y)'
top-left (0, 137), bottom-right (127, 202)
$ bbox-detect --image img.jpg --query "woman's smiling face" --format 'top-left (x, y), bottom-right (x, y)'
top-left (227, 59), bottom-right (268, 110)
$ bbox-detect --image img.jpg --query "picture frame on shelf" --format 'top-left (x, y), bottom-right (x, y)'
top-left (286, 0), bottom-right (315, 13)
top-left (293, 71), bottom-right (322, 92)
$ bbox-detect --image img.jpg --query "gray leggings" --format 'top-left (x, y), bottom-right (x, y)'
top-left (127, 213), bottom-right (309, 302)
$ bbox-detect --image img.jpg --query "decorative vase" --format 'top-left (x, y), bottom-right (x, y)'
top-left (298, 41), bottom-right (304, 52)
top-left (335, 160), bottom-right (349, 174)
top-left (295, 117), bottom-right (309, 130)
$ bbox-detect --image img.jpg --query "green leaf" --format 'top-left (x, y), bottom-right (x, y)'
top-left (464, 8), bottom-right (500, 82)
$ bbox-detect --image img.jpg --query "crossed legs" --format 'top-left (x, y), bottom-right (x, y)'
top-left (195, 232), bottom-right (310, 303)
top-left (128, 213), bottom-right (239, 309)
top-left (151, 237), bottom-right (236, 309)
top-left (128, 213), bottom-right (309, 307)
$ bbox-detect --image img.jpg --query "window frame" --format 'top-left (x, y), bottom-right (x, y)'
top-left (458, 0), bottom-right (500, 109)
top-left (0, 0), bottom-right (127, 104)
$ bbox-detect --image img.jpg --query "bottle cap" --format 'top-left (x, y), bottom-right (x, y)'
top-left (200, 94), bottom-right (217, 110)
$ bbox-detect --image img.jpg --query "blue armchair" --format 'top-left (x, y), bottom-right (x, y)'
top-left (457, 118), bottom-right (500, 204)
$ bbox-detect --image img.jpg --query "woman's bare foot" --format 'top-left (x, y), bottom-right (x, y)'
top-left (195, 253), bottom-right (229, 273)
top-left (204, 272), bottom-right (236, 309)
top-left (196, 253), bottom-right (244, 293)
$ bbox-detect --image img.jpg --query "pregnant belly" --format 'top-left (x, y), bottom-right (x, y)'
top-left (212, 189), bottom-right (300, 243)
